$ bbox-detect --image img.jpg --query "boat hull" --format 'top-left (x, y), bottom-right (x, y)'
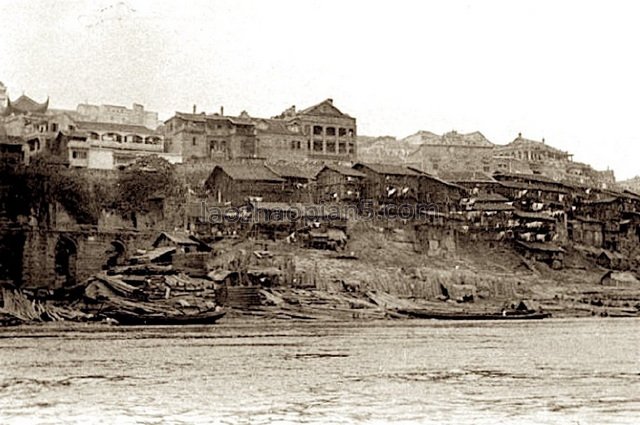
top-left (105, 310), bottom-right (226, 326)
top-left (398, 309), bottom-right (551, 320)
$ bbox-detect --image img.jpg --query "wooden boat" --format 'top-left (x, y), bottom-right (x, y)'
top-left (397, 308), bottom-right (551, 320)
top-left (105, 310), bottom-right (226, 326)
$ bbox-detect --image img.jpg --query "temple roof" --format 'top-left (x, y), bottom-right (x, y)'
top-left (2, 95), bottom-right (49, 116)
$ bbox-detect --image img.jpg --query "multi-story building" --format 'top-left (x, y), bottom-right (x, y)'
top-left (405, 130), bottom-right (495, 175)
top-left (253, 118), bottom-right (306, 160)
top-left (75, 103), bottom-right (160, 129)
top-left (0, 81), bottom-right (8, 110)
top-left (163, 109), bottom-right (258, 161)
top-left (0, 94), bottom-right (58, 164)
top-left (271, 98), bottom-right (357, 161)
top-left (492, 134), bottom-right (572, 179)
top-left (493, 134), bottom-right (614, 188)
top-left (165, 99), bottom-right (357, 163)
top-left (65, 121), bottom-right (174, 169)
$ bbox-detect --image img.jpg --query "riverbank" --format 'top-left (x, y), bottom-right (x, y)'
top-left (2, 224), bottom-right (640, 326)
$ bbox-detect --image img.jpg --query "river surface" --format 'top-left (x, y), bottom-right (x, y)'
top-left (0, 318), bottom-right (638, 424)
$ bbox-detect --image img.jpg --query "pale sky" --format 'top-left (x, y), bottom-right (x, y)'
top-left (1, 0), bottom-right (639, 179)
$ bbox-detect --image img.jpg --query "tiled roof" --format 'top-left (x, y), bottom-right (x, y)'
top-left (514, 210), bottom-right (556, 222)
top-left (404, 130), bottom-right (493, 147)
top-left (317, 164), bottom-right (366, 178)
top-left (76, 121), bottom-right (158, 134)
top-left (440, 171), bottom-right (496, 183)
top-left (254, 118), bottom-right (300, 135)
top-left (471, 202), bottom-right (515, 211)
top-left (266, 163), bottom-right (319, 180)
top-left (4, 95), bottom-right (49, 115)
top-left (174, 112), bottom-right (206, 122)
top-left (155, 232), bottom-right (200, 246)
top-left (214, 163), bottom-right (284, 182)
top-left (497, 181), bottom-right (570, 194)
top-left (472, 193), bottom-right (509, 203)
top-left (405, 166), bottom-right (468, 190)
top-left (354, 162), bottom-right (421, 176)
top-left (297, 98), bottom-right (352, 118)
top-left (505, 136), bottom-right (569, 155)
top-left (493, 172), bottom-right (573, 188)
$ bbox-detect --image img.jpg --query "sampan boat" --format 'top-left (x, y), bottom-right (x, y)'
top-left (397, 309), bottom-right (551, 320)
top-left (104, 310), bottom-right (226, 326)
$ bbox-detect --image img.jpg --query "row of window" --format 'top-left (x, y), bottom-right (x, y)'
top-left (71, 150), bottom-right (87, 160)
top-left (91, 133), bottom-right (161, 144)
top-left (312, 126), bottom-right (354, 137)
top-left (312, 139), bottom-right (354, 154)
top-left (210, 140), bottom-right (227, 151)
top-left (191, 137), bottom-right (354, 155)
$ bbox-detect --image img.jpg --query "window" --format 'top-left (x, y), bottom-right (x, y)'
top-left (313, 125), bottom-right (323, 136)
top-left (339, 127), bottom-right (347, 137)
top-left (326, 127), bottom-right (336, 136)
top-left (192, 137), bottom-right (197, 146)
top-left (326, 140), bottom-right (336, 153)
top-left (50, 123), bottom-right (58, 132)
top-left (348, 129), bottom-right (354, 137)
top-left (313, 140), bottom-right (323, 152)
top-left (72, 150), bottom-right (87, 159)
top-left (338, 141), bottom-right (346, 154)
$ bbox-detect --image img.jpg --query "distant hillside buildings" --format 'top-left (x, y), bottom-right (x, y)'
top-left (359, 129), bottom-right (615, 189)
top-left (75, 103), bottom-right (160, 130)
top-left (0, 80), bottom-right (617, 190)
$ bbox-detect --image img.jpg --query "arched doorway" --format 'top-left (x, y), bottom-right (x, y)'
top-left (105, 240), bottom-right (127, 269)
top-left (54, 236), bottom-right (77, 287)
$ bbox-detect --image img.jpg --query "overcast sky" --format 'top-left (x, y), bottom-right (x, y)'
top-left (1, 0), bottom-right (639, 179)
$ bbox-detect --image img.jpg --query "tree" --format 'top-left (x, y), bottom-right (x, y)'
top-left (115, 155), bottom-right (184, 216)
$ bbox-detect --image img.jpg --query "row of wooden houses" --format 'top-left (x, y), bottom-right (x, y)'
top-left (203, 161), bottom-right (467, 212)
top-left (196, 161), bottom-right (640, 269)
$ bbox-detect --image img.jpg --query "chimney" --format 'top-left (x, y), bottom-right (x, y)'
top-left (192, 104), bottom-right (196, 114)
top-left (327, 98), bottom-right (333, 104)
top-left (542, 138), bottom-right (545, 144)
top-left (518, 132), bottom-right (522, 138)
top-left (220, 106), bottom-right (224, 116)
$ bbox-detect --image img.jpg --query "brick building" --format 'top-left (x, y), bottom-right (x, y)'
top-left (405, 130), bottom-right (494, 175)
top-left (75, 102), bottom-right (160, 130)
top-left (271, 98), bottom-right (357, 161)
top-left (254, 118), bottom-right (306, 160)
top-left (164, 110), bottom-right (258, 161)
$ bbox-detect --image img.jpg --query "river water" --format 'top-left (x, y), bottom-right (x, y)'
top-left (0, 318), bottom-right (638, 424)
